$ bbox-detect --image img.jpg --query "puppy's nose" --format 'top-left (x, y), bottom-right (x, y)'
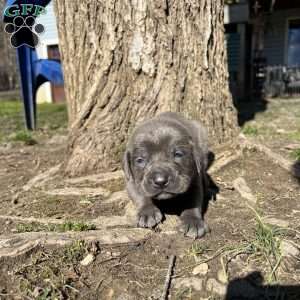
top-left (153, 173), bottom-right (169, 188)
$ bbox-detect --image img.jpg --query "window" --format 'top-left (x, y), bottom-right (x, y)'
top-left (287, 19), bottom-right (300, 66)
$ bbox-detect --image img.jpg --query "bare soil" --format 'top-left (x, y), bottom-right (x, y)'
top-left (0, 99), bottom-right (300, 299)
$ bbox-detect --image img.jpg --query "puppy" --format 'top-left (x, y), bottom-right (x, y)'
top-left (122, 112), bottom-right (209, 239)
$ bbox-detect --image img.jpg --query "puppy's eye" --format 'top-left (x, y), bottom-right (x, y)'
top-left (135, 157), bottom-right (146, 167)
top-left (174, 150), bottom-right (184, 158)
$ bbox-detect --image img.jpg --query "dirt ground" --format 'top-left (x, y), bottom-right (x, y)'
top-left (0, 99), bottom-right (300, 300)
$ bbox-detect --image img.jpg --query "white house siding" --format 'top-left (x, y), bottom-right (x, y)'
top-left (264, 8), bottom-right (300, 66)
top-left (35, 2), bottom-right (59, 103)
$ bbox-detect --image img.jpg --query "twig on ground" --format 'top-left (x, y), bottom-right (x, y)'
top-left (95, 278), bottom-right (106, 292)
top-left (174, 245), bottom-right (229, 277)
top-left (129, 280), bottom-right (145, 289)
top-left (161, 255), bottom-right (176, 300)
top-left (64, 284), bottom-right (80, 293)
top-left (124, 262), bottom-right (167, 271)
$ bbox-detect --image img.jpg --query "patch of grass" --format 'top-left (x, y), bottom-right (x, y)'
top-left (63, 240), bottom-right (86, 263)
top-left (10, 130), bottom-right (37, 145)
top-left (242, 125), bottom-right (259, 136)
top-left (186, 242), bottom-right (210, 262)
top-left (38, 102), bottom-right (68, 130)
top-left (287, 131), bottom-right (300, 141)
top-left (220, 206), bottom-right (284, 283)
top-left (16, 221), bottom-right (96, 233)
top-left (36, 287), bottom-right (54, 300)
top-left (16, 223), bottom-right (41, 233)
top-left (290, 148), bottom-right (300, 161)
top-left (0, 100), bottom-right (67, 143)
top-left (17, 241), bottom-right (86, 299)
top-left (248, 206), bottom-right (283, 282)
top-left (251, 208), bottom-right (282, 254)
top-left (56, 221), bottom-right (96, 232)
top-left (0, 101), bottom-right (24, 141)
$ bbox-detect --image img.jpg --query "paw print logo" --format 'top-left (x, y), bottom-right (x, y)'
top-left (4, 16), bottom-right (44, 48)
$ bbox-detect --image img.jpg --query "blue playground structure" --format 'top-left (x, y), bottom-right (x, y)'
top-left (3, 0), bottom-right (64, 130)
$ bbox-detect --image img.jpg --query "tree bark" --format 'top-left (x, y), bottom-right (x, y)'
top-left (54, 0), bottom-right (238, 176)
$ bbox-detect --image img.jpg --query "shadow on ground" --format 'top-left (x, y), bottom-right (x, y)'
top-left (234, 97), bottom-right (268, 126)
top-left (225, 271), bottom-right (300, 300)
top-left (291, 161), bottom-right (300, 184)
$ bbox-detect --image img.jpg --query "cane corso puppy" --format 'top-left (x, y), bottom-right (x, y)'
top-left (122, 112), bottom-right (210, 239)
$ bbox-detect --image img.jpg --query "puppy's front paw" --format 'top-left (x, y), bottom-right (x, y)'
top-left (137, 205), bottom-right (163, 228)
top-left (179, 216), bottom-right (209, 239)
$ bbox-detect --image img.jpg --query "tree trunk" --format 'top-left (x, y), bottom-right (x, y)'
top-left (54, 0), bottom-right (238, 177)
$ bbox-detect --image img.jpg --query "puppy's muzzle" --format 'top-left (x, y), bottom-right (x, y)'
top-left (151, 171), bottom-right (170, 189)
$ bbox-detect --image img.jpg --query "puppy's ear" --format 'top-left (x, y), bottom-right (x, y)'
top-left (187, 120), bottom-right (208, 175)
top-left (192, 144), bottom-right (207, 175)
top-left (192, 144), bottom-right (210, 192)
top-left (122, 150), bottom-right (133, 181)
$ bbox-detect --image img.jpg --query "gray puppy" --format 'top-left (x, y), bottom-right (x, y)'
top-left (122, 112), bottom-right (209, 239)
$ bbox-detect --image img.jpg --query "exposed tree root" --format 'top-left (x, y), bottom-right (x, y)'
top-left (0, 202), bottom-right (136, 229)
top-left (232, 177), bottom-right (256, 204)
top-left (65, 170), bottom-right (124, 184)
top-left (23, 164), bottom-right (61, 191)
top-left (239, 134), bottom-right (300, 178)
top-left (45, 187), bottom-right (111, 198)
top-left (102, 190), bottom-right (129, 204)
top-left (0, 215), bottom-right (66, 225)
top-left (0, 228), bottom-right (150, 258)
top-left (209, 150), bottom-right (241, 174)
top-left (0, 214), bottom-right (134, 229)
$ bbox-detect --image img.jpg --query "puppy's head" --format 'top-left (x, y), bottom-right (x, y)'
top-left (123, 119), bottom-right (201, 200)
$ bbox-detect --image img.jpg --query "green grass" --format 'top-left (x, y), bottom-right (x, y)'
top-left (63, 240), bottom-right (86, 263)
top-left (0, 100), bottom-right (67, 143)
top-left (221, 205), bottom-right (284, 283)
top-left (242, 125), bottom-right (259, 136)
top-left (186, 242), bottom-right (210, 262)
top-left (247, 206), bottom-right (283, 282)
top-left (290, 148), bottom-right (300, 161)
top-left (57, 221), bottom-right (96, 232)
top-left (287, 131), bottom-right (300, 141)
top-left (9, 130), bottom-right (37, 145)
top-left (18, 241), bottom-right (87, 299)
top-left (16, 221), bottom-right (96, 233)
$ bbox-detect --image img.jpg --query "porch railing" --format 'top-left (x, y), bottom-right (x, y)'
top-left (263, 65), bottom-right (300, 98)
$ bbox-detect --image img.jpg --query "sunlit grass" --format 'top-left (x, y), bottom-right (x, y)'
top-left (0, 100), bottom-right (67, 143)
top-left (16, 221), bottom-right (96, 233)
